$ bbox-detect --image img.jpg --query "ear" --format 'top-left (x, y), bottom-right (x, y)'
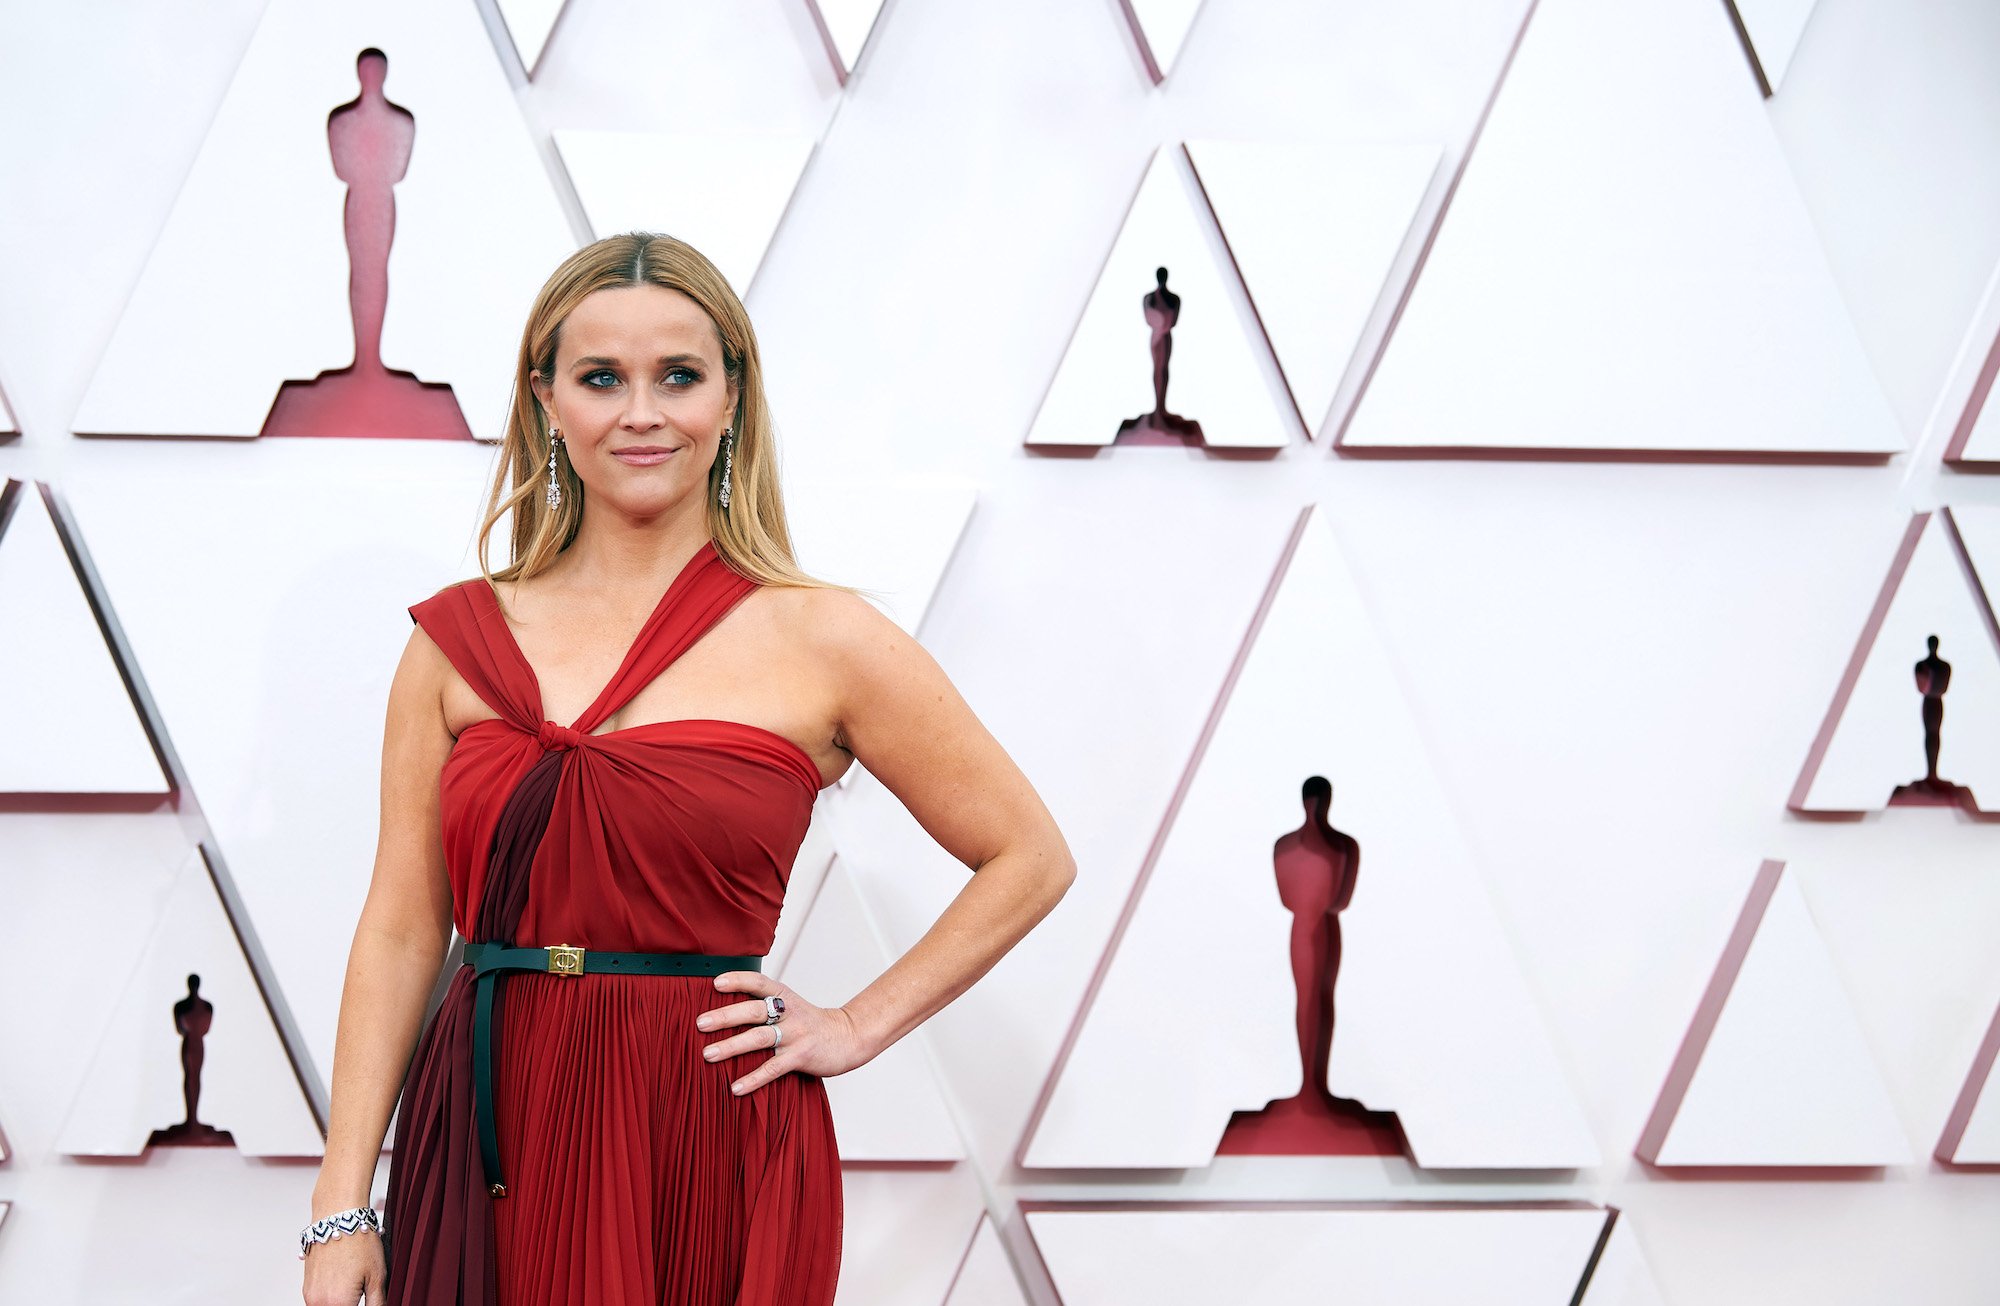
top-left (529, 369), bottom-right (553, 420)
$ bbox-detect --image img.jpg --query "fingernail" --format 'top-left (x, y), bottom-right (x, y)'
top-left (695, 1017), bottom-right (710, 1029)
top-left (704, 1047), bottom-right (718, 1059)
top-left (732, 1083), bottom-right (745, 1094)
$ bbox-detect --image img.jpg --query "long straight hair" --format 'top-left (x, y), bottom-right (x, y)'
top-left (473, 231), bottom-right (860, 601)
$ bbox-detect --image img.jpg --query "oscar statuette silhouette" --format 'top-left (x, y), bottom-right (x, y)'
top-left (1114, 267), bottom-right (1207, 446)
top-left (1889, 634), bottom-right (1978, 810)
top-left (260, 47), bottom-right (470, 439)
top-left (146, 974), bottom-right (236, 1147)
top-left (1217, 777), bottom-right (1404, 1156)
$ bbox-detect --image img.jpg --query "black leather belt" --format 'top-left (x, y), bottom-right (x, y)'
top-left (461, 941), bottom-right (763, 1197)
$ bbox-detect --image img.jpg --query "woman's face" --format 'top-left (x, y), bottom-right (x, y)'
top-left (530, 283), bottom-right (738, 519)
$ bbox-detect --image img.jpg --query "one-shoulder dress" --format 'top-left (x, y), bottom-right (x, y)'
top-left (381, 539), bottom-right (843, 1305)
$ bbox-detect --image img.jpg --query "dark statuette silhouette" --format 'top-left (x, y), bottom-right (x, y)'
top-left (1218, 776), bottom-right (1404, 1156)
top-left (1114, 266), bottom-right (1207, 446)
top-left (261, 47), bottom-right (470, 439)
top-left (146, 973), bottom-right (236, 1147)
top-left (1890, 634), bottom-right (1978, 809)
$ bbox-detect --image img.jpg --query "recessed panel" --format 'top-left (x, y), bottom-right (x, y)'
top-left (1638, 860), bottom-right (1911, 1167)
top-left (57, 847), bottom-right (323, 1157)
top-left (1187, 140), bottom-right (1440, 443)
top-left (0, 483), bottom-right (165, 793)
top-left (1342, 0), bottom-right (1901, 455)
top-left (1023, 506), bottom-right (1597, 1169)
top-left (554, 130), bottom-right (815, 296)
top-left (74, 0), bottom-right (572, 442)
top-left (1792, 511), bottom-right (2000, 813)
top-left (1026, 147), bottom-right (1298, 450)
top-left (66, 438), bottom-right (500, 1087)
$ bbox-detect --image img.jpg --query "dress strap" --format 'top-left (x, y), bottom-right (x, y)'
top-left (568, 543), bottom-right (758, 735)
top-left (409, 583), bottom-right (542, 734)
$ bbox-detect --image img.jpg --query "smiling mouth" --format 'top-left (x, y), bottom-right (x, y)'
top-left (611, 447), bottom-right (680, 464)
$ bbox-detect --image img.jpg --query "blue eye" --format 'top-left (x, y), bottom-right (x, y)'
top-left (666, 367), bottom-right (699, 386)
top-left (582, 369), bottom-right (617, 388)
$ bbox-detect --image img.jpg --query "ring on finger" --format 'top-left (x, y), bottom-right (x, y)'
top-left (770, 1023), bottom-right (784, 1050)
top-left (762, 995), bottom-right (786, 1025)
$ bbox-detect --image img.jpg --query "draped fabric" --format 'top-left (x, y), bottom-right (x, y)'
top-left (382, 540), bottom-right (842, 1305)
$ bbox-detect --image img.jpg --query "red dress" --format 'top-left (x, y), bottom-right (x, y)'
top-left (382, 540), bottom-right (843, 1305)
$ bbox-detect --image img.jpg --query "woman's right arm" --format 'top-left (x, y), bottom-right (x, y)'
top-left (303, 625), bottom-right (458, 1305)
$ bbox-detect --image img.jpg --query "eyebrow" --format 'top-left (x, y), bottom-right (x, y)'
top-left (571, 353), bottom-right (707, 368)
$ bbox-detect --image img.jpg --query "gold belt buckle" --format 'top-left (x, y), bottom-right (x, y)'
top-left (546, 944), bottom-right (586, 977)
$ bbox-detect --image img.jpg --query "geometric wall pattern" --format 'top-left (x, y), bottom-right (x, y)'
top-left (72, 0), bottom-right (571, 442)
top-left (1937, 996), bottom-right (2000, 1166)
top-left (494, 0), bottom-right (566, 75)
top-left (554, 129), bottom-right (816, 294)
top-left (1637, 860), bottom-right (1912, 1168)
top-left (57, 845), bottom-right (323, 1158)
top-left (7, 0), bottom-right (2000, 1300)
top-left (1118, 0), bottom-right (1207, 83)
top-left (1025, 146), bottom-right (1298, 449)
top-left (941, 1216), bottom-right (1031, 1306)
top-left (1341, 0), bottom-right (1901, 456)
top-left (0, 480), bottom-right (165, 794)
top-left (779, 859), bottom-right (965, 1161)
top-left (1024, 1204), bottom-right (1639, 1305)
top-left (1790, 509), bottom-right (2000, 814)
top-left (1185, 139), bottom-right (1439, 443)
top-left (1022, 506), bottom-right (1598, 1169)
top-left (1730, 0), bottom-right (1821, 95)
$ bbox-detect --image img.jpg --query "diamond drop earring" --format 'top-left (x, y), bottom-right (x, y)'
top-left (717, 425), bottom-right (735, 509)
top-left (545, 427), bottom-right (563, 510)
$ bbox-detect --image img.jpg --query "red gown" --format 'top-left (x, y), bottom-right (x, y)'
top-left (382, 540), bottom-right (843, 1305)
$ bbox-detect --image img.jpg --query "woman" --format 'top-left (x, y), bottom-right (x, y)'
top-left (300, 232), bottom-right (1075, 1305)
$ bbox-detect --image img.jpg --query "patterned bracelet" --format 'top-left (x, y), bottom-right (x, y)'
top-left (299, 1206), bottom-right (384, 1259)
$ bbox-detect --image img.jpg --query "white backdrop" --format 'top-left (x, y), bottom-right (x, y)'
top-left (4, 0), bottom-right (2000, 1303)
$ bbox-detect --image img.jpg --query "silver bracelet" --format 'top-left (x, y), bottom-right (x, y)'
top-left (299, 1205), bottom-right (383, 1259)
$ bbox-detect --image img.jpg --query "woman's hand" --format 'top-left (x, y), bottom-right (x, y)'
top-left (300, 1227), bottom-right (386, 1305)
top-left (698, 972), bottom-right (876, 1095)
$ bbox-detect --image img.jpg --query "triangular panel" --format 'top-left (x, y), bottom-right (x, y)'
top-left (809, 0), bottom-right (891, 81)
top-left (1026, 147), bottom-right (1298, 450)
top-left (496, 0), bottom-right (567, 75)
top-left (57, 847), bottom-right (323, 1157)
top-left (1637, 859), bottom-right (1910, 1167)
top-left (554, 130), bottom-right (814, 296)
top-left (74, 0), bottom-right (572, 442)
top-left (942, 1214), bottom-right (1029, 1306)
top-left (1186, 140), bottom-right (1440, 443)
top-left (0, 482), bottom-right (165, 793)
top-left (1122, 0), bottom-right (1207, 83)
top-left (1792, 510), bottom-right (2000, 813)
top-left (1342, 0), bottom-right (1900, 455)
top-left (1022, 506), bottom-right (1597, 1169)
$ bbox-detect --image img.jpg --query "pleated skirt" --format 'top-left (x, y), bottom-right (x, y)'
top-left (487, 970), bottom-right (843, 1305)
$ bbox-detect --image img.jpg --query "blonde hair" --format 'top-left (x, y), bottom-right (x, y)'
top-left (474, 231), bottom-right (861, 600)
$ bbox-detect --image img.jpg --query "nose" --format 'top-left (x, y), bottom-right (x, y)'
top-left (619, 384), bottom-right (666, 433)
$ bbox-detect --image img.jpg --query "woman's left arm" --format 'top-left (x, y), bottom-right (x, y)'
top-left (702, 588), bottom-right (1077, 1094)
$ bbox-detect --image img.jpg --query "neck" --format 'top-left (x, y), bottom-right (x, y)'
top-left (556, 500), bottom-right (713, 598)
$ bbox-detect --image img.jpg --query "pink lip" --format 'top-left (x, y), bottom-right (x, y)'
top-left (611, 447), bottom-right (679, 466)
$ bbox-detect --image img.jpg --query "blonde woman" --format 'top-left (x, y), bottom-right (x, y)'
top-left (300, 232), bottom-right (1074, 1305)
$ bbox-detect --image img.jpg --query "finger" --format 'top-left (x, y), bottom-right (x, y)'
top-left (712, 970), bottom-right (774, 993)
top-left (730, 1046), bottom-right (790, 1095)
top-left (701, 1022), bottom-right (783, 1063)
top-left (694, 997), bottom-right (771, 1032)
